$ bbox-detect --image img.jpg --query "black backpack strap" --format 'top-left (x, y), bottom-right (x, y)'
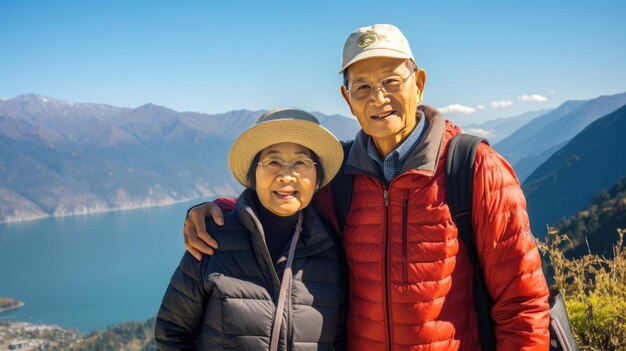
top-left (445, 133), bottom-right (496, 351)
top-left (330, 140), bottom-right (355, 231)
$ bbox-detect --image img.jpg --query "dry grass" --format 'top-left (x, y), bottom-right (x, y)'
top-left (537, 228), bottom-right (626, 350)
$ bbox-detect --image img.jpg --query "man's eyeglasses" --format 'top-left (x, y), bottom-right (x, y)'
top-left (257, 158), bottom-right (316, 175)
top-left (347, 70), bottom-right (414, 100)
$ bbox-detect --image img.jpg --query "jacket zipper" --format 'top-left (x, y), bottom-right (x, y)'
top-left (383, 188), bottom-right (393, 351)
top-left (346, 169), bottom-right (431, 350)
top-left (402, 198), bottom-right (409, 282)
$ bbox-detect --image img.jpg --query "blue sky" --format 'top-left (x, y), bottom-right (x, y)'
top-left (1, 0), bottom-right (625, 124)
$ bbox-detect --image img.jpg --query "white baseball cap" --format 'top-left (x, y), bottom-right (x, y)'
top-left (339, 24), bottom-right (416, 74)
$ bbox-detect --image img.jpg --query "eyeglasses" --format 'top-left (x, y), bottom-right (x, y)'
top-left (347, 70), bottom-right (415, 100)
top-left (257, 158), bottom-right (316, 175)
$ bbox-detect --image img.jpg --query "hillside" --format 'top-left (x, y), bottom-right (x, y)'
top-left (0, 319), bottom-right (155, 351)
top-left (552, 177), bottom-right (626, 258)
top-left (70, 318), bottom-right (155, 351)
top-left (494, 91), bottom-right (626, 182)
top-left (0, 95), bottom-right (360, 223)
top-left (523, 104), bottom-right (626, 238)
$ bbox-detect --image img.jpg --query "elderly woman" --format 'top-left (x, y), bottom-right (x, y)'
top-left (155, 109), bottom-right (346, 351)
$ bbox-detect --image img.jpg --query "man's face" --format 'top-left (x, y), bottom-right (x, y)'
top-left (341, 57), bottom-right (425, 147)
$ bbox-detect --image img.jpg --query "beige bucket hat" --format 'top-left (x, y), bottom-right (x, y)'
top-left (228, 108), bottom-right (343, 188)
top-left (340, 24), bottom-right (416, 73)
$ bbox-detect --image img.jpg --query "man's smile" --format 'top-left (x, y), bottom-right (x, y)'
top-left (371, 111), bottom-right (397, 120)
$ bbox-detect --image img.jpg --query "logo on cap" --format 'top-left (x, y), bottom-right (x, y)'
top-left (357, 31), bottom-right (377, 48)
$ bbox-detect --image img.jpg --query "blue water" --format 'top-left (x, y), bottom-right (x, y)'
top-left (0, 200), bottom-right (206, 332)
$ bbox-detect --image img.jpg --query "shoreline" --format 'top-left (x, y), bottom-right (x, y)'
top-left (0, 183), bottom-right (242, 226)
top-left (0, 196), bottom-right (218, 225)
top-left (0, 299), bottom-right (25, 313)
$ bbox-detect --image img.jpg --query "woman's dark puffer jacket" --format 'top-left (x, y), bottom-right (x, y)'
top-left (155, 189), bottom-right (347, 350)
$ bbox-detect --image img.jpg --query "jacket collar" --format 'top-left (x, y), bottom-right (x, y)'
top-left (236, 188), bottom-right (335, 258)
top-left (345, 105), bottom-right (446, 179)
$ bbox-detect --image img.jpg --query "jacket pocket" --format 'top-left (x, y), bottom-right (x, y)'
top-left (207, 273), bottom-right (275, 338)
top-left (402, 198), bottom-right (409, 282)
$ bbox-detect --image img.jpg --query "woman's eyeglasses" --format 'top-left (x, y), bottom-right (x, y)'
top-left (258, 158), bottom-right (316, 174)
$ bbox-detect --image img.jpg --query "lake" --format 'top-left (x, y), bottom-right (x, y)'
top-left (0, 200), bottom-right (208, 332)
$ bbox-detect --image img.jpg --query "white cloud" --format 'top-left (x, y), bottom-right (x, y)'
top-left (464, 128), bottom-right (493, 139)
top-left (549, 90), bottom-right (555, 95)
top-left (518, 94), bottom-right (547, 102)
top-left (490, 100), bottom-right (512, 108)
top-left (438, 104), bottom-right (476, 115)
top-left (476, 104), bottom-right (486, 110)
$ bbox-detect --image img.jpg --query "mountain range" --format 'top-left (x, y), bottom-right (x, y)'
top-left (3, 92), bottom-right (625, 230)
top-left (461, 108), bottom-right (551, 145)
top-left (523, 104), bottom-right (626, 237)
top-left (0, 95), bottom-right (360, 223)
top-left (494, 91), bottom-right (626, 182)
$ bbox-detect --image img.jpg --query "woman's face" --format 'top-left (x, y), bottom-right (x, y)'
top-left (254, 142), bottom-right (318, 216)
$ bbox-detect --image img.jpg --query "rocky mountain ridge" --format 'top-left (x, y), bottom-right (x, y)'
top-left (494, 91), bottom-right (626, 182)
top-left (0, 95), bottom-right (360, 223)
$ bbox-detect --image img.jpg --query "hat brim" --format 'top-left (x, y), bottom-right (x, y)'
top-left (339, 48), bottom-right (414, 73)
top-left (228, 119), bottom-right (343, 188)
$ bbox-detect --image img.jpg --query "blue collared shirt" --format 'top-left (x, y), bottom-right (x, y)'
top-left (366, 110), bottom-right (428, 183)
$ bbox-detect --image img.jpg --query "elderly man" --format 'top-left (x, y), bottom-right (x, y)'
top-left (183, 24), bottom-right (550, 350)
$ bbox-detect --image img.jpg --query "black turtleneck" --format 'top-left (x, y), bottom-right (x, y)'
top-left (253, 194), bottom-right (299, 265)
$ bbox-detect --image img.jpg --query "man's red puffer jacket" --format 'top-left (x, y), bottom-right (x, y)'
top-left (317, 105), bottom-right (550, 351)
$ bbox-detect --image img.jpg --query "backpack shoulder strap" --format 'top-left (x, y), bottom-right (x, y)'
top-left (445, 133), bottom-right (496, 351)
top-left (330, 140), bottom-right (355, 231)
top-left (445, 133), bottom-right (485, 249)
